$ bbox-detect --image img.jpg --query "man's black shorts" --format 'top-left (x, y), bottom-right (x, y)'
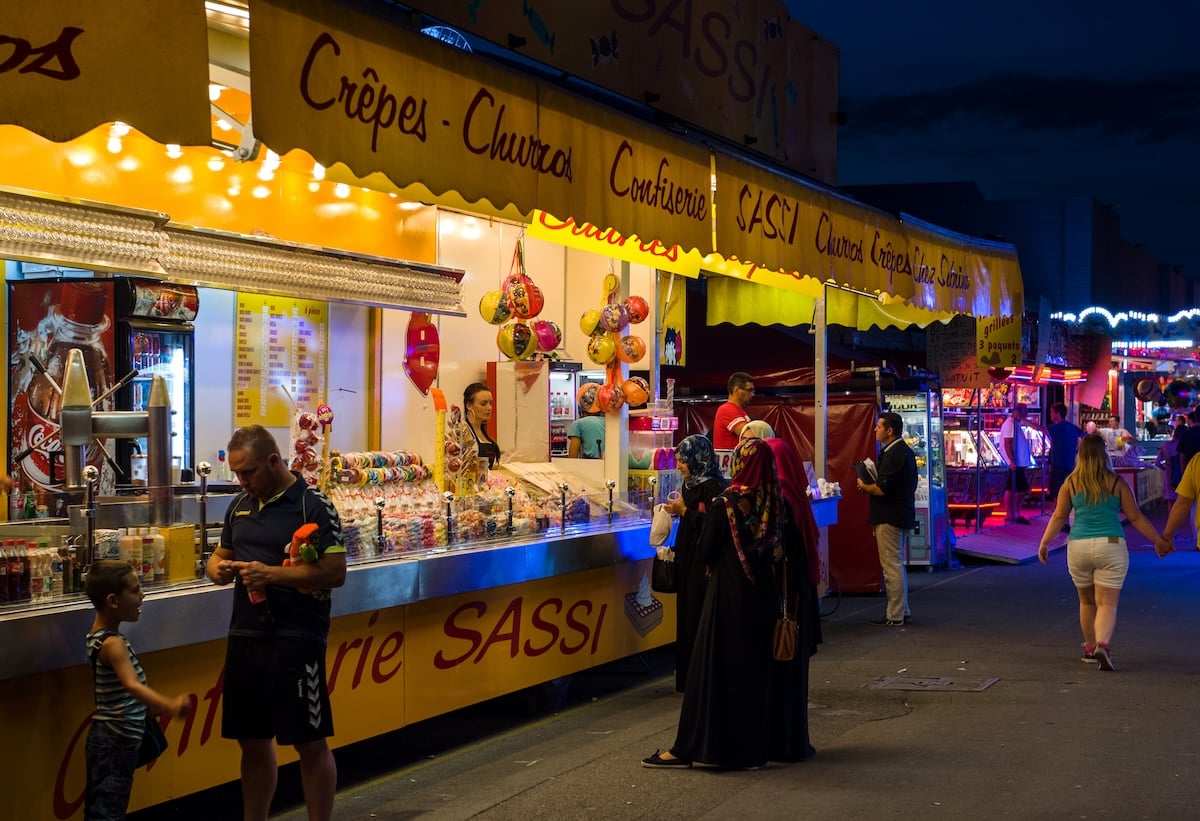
top-left (222, 635), bottom-right (333, 745)
top-left (1008, 468), bottom-right (1030, 493)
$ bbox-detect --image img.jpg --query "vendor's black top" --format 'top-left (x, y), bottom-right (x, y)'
top-left (221, 472), bottom-right (344, 643)
top-left (868, 438), bottom-right (918, 529)
top-left (469, 423), bottom-right (501, 468)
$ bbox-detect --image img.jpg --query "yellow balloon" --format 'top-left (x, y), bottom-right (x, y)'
top-left (580, 308), bottom-right (602, 336)
top-left (586, 333), bottom-right (617, 365)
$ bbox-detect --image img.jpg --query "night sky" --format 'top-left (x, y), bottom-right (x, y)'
top-left (788, 1), bottom-right (1200, 286)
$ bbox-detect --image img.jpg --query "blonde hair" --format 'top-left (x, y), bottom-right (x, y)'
top-left (1067, 434), bottom-right (1116, 505)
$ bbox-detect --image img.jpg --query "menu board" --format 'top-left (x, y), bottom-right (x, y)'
top-left (927, 320), bottom-right (988, 389)
top-left (235, 293), bottom-right (328, 426)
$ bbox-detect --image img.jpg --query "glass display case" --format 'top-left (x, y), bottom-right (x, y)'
top-left (887, 391), bottom-right (948, 568)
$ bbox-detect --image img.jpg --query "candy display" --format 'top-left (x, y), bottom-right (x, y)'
top-left (290, 407), bottom-right (327, 486)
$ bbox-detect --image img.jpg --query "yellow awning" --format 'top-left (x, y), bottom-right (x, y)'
top-left (0, 1), bottom-right (211, 146)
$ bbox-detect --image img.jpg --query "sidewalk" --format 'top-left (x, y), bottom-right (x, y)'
top-left (143, 505), bottom-right (1200, 820)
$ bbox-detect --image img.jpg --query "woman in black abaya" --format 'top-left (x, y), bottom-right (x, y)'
top-left (642, 438), bottom-right (783, 770)
top-left (665, 435), bottom-right (727, 693)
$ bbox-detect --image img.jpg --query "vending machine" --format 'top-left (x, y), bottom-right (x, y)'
top-left (886, 390), bottom-right (949, 567)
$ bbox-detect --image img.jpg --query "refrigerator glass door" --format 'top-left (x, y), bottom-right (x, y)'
top-left (126, 324), bottom-right (194, 478)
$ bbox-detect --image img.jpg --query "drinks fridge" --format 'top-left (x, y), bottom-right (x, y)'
top-left (548, 362), bottom-right (604, 457)
top-left (8, 277), bottom-right (197, 510)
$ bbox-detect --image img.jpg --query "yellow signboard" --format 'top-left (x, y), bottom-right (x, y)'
top-left (234, 294), bottom-right (328, 426)
top-left (0, 562), bottom-right (673, 819)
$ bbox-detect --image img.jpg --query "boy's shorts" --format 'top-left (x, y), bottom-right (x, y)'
top-left (222, 635), bottom-right (334, 745)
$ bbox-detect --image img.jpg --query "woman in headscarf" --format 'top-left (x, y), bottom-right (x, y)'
top-left (739, 419), bottom-right (775, 441)
top-left (643, 438), bottom-right (783, 770)
top-left (764, 437), bottom-right (822, 762)
top-left (665, 435), bottom-right (727, 692)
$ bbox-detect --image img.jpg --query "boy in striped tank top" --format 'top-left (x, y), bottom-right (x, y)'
top-left (85, 560), bottom-right (190, 820)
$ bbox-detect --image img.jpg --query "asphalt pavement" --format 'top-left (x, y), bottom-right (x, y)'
top-left (136, 504), bottom-right (1200, 820)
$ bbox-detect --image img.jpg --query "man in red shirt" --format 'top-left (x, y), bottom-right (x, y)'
top-left (712, 372), bottom-right (754, 450)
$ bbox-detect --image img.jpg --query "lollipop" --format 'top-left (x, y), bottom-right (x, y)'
top-left (532, 319), bottom-right (562, 352)
top-left (616, 335), bottom-right (646, 363)
top-left (586, 333), bottom-right (617, 365)
top-left (479, 289), bottom-right (512, 325)
top-left (497, 322), bottom-right (537, 359)
top-left (599, 303), bottom-right (629, 332)
top-left (623, 295), bottom-right (649, 324)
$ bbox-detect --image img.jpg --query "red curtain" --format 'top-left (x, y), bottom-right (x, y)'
top-left (677, 394), bottom-right (883, 593)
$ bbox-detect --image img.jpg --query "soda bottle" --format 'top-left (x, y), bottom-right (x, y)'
top-left (0, 540), bottom-right (9, 603)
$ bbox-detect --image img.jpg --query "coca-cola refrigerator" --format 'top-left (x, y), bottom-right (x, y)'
top-left (8, 277), bottom-right (197, 507)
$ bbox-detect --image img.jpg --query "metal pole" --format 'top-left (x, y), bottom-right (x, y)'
top-left (814, 286), bottom-right (828, 479)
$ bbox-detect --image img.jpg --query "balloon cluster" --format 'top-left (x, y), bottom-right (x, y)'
top-left (480, 240), bottom-right (562, 360)
top-left (577, 272), bottom-right (650, 415)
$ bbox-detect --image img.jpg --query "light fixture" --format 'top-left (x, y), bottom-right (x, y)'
top-left (204, 2), bottom-right (250, 21)
top-left (165, 144), bottom-right (183, 159)
top-left (0, 186), bottom-right (465, 314)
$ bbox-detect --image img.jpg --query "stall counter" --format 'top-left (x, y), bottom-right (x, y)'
top-left (0, 521), bottom-right (665, 820)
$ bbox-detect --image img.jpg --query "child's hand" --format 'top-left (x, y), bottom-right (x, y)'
top-left (170, 695), bottom-right (191, 719)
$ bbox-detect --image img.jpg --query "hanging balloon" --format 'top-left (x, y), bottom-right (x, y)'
top-left (577, 382), bottom-right (600, 414)
top-left (586, 333), bottom-right (617, 365)
top-left (616, 335), bottom-right (647, 364)
top-left (506, 279), bottom-right (545, 319)
top-left (1133, 377), bottom-right (1163, 403)
top-left (599, 303), bottom-right (630, 332)
top-left (532, 319), bottom-right (562, 352)
top-left (580, 308), bottom-right (603, 336)
top-left (497, 322), bottom-right (537, 360)
top-left (623, 295), bottom-right (650, 324)
top-left (622, 377), bottom-right (649, 406)
top-left (603, 272), bottom-right (620, 296)
top-left (596, 382), bottom-right (625, 413)
top-left (479, 290), bottom-right (512, 325)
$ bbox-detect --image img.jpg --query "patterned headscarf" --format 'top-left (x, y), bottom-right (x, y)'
top-left (676, 434), bottom-right (723, 489)
top-left (721, 438), bottom-right (785, 583)
top-left (765, 438), bottom-right (822, 586)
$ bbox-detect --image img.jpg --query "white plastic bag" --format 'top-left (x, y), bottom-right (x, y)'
top-left (650, 503), bottom-right (674, 547)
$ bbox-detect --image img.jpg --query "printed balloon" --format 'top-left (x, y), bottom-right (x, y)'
top-left (599, 303), bottom-right (629, 332)
top-left (596, 383), bottom-right (625, 413)
top-left (577, 383), bottom-right (600, 414)
top-left (616, 335), bottom-right (646, 363)
top-left (532, 319), bottom-right (562, 352)
top-left (623, 295), bottom-right (649, 324)
top-left (497, 322), bottom-right (537, 360)
top-left (506, 279), bottom-right (545, 319)
top-left (586, 333), bottom-right (617, 365)
top-left (479, 290), bottom-right (512, 325)
top-left (622, 377), bottom-right (650, 406)
top-left (580, 308), bottom-right (603, 336)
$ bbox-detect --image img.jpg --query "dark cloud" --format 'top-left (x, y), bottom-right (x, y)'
top-left (842, 72), bottom-right (1200, 145)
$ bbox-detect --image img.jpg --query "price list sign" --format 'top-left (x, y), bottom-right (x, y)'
top-left (235, 293), bottom-right (328, 426)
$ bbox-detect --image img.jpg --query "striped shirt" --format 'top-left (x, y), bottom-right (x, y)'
top-left (87, 628), bottom-right (147, 738)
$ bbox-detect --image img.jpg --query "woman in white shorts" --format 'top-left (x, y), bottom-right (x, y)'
top-left (1037, 434), bottom-right (1168, 671)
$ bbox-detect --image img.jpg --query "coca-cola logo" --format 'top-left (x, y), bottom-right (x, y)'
top-left (11, 393), bottom-right (62, 491)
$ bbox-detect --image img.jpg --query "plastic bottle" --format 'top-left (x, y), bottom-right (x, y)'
top-left (29, 544), bottom-right (44, 602)
top-left (22, 486), bottom-right (36, 520)
top-left (118, 528), bottom-right (136, 570)
top-left (60, 541), bottom-right (74, 595)
top-left (139, 528), bottom-right (154, 581)
top-left (0, 540), bottom-right (9, 603)
top-left (150, 527), bottom-right (166, 583)
top-left (16, 540), bottom-right (31, 602)
top-left (48, 542), bottom-right (62, 599)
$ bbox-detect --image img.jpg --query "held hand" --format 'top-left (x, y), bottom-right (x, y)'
top-left (236, 560), bottom-right (271, 590)
top-left (170, 694), bottom-right (192, 719)
top-left (212, 559), bottom-right (237, 585)
top-left (1154, 537), bottom-right (1176, 558)
top-left (665, 496), bottom-right (686, 516)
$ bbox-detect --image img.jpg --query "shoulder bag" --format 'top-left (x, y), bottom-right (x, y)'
top-left (772, 557), bottom-right (798, 661)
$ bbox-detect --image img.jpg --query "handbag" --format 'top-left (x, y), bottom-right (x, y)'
top-left (772, 556), bottom-right (798, 661)
top-left (136, 712), bottom-right (169, 767)
top-left (651, 547), bottom-right (678, 593)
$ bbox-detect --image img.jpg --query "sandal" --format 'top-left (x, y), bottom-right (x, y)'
top-left (641, 750), bottom-right (692, 768)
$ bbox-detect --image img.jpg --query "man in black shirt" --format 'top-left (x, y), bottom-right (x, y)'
top-left (856, 411), bottom-right (918, 626)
